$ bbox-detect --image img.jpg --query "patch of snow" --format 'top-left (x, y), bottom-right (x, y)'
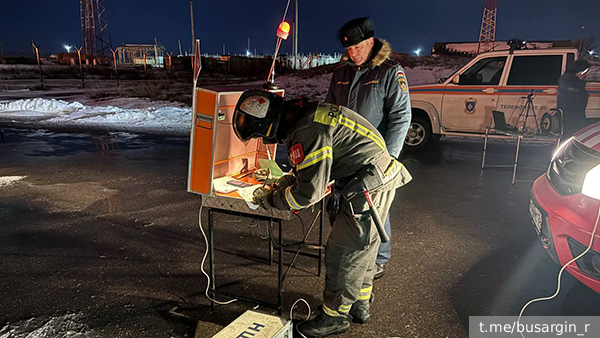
top-left (0, 63), bottom-right (458, 136)
top-left (0, 98), bottom-right (191, 136)
top-left (0, 176), bottom-right (26, 187)
top-left (242, 64), bottom-right (458, 101)
top-left (0, 312), bottom-right (96, 338)
top-left (0, 99), bottom-right (83, 114)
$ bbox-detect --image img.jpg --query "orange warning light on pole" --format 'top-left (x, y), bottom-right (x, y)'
top-left (277, 21), bottom-right (290, 40)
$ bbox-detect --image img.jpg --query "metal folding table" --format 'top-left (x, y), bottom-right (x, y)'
top-left (481, 127), bottom-right (561, 184)
top-left (202, 194), bottom-right (325, 315)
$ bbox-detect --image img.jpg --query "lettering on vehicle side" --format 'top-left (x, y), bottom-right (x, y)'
top-left (500, 104), bottom-right (548, 111)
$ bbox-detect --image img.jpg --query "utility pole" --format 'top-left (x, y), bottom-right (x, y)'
top-left (31, 40), bottom-right (44, 89)
top-left (75, 46), bottom-right (85, 88)
top-left (190, 0), bottom-right (195, 55)
top-left (294, 0), bottom-right (298, 69)
top-left (178, 40), bottom-right (183, 56)
top-left (154, 37), bottom-right (159, 67)
top-left (223, 45), bottom-right (225, 55)
top-left (248, 37), bottom-right (250, 55)
top-left (110, 48), bottom-right (119, 86)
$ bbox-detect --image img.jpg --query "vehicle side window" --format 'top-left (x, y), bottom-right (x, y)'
top-left (566, 53), bottom-right (575, 72)
top-left (506, 55), bottom-right (563, 86)
top-left (459, 57), bottom-right (507, 86)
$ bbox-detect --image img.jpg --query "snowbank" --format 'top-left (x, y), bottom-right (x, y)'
top-left (0, 63), bottom-right (458, 136)
top-left (0, 98), bottom-right (191, 136)
top-left (0, 176), bottom-right (26, 187)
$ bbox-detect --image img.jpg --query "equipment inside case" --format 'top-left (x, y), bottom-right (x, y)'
top-left (187, 85), bottom-right (284, 200)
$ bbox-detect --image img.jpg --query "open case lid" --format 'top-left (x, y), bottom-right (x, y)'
top-left (187, 85), bottom-right (284, 198)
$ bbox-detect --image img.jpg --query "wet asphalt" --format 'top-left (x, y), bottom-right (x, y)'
top-left (1, 128), bottom-right (599, 338)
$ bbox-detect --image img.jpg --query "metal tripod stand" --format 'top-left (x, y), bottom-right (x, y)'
top-left (516, 89), bottom-right (539, 133)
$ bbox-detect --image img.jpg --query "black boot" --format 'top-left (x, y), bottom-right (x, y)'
top-left (349, 300), bottom-right (370, 324)
top-left (296, 312), bottom-right (351, 338)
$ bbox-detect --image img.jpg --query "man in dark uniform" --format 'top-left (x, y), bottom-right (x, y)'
top-left (233, 90), bottom-right (411, 338)
top-left (558, 59), bottom-right (590, 139)
top-left (326, 17), bottom-right (412, 280)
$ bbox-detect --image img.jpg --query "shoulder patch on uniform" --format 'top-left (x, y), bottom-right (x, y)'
top-left (288, 143), bottom-right (305, 166)
top-left (396, 67), bottom-right (408, 93)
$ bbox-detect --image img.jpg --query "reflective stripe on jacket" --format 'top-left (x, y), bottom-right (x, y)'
top-left (271, 103), bottom-right (411, 211)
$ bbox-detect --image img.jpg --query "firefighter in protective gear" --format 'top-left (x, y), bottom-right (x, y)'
top-left (233, 90), bottom-right (411, 338)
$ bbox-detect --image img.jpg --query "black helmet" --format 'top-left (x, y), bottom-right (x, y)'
top-left (233, 89), bottom-right (284, 142)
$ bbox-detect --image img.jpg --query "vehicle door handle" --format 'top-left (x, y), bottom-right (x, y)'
top-left (543, 88), bottom-right (557, 94)
top-left (482, 88), bottom-right (496, 93)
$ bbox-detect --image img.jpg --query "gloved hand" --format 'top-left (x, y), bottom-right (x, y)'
top-left (252, 186), bottom-right (274, 209)
top-left (274, 174), bottom-right (295, 189)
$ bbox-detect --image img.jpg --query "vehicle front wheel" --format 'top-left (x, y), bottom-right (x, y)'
top-left (404, 115), bottom-right (432, 151)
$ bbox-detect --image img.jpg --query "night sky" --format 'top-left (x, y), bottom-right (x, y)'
top-left (0, 0), bottom-right (599, 57)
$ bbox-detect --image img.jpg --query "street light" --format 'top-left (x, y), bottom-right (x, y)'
top-left (64, 45), bottom-right (72, 53)
top-left (414, 48), bottom-right (421, 57)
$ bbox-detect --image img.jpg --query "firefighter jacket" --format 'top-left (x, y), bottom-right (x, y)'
top-left (325, 39), bottom-right (411, 158)
top-left (271, 102), bottom-right (411, 216)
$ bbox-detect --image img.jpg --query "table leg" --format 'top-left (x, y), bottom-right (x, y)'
top-left (269, 220), bottom-right (273, 265)
top-left (208, 208), bottom-right (215, 310)
top-left (482, 128), bottom-right (489, 169)
top-left (318, 199), bottom-right (324, 276)
top-left (512, 134), bottom-right (522, 185)
top-left (278, 219), bottom-right (283, 316)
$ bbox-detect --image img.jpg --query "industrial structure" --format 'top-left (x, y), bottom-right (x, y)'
top-left (117, 44), bottom-right (165, 67)
top-left (80, 0), bottom-right (113, 58)
top-left (477, 0), bottom-right (498, 54)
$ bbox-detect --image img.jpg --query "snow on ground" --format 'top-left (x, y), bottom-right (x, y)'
top-left (243, 65), bottom-right (458, 101)
top-left (0, 176), bottom-right (26, 187)
top-left (0, 98), bottom-right (191, 136)
top-left (0, 65), bottom-right (458, 136)
top-left (0, 312), bottom-right (97, 338)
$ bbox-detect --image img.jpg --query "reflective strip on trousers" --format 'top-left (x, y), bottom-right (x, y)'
top-left (357, 285), bottom-right (373, 301)
top-left (323, 304), bottom-right (343, 317)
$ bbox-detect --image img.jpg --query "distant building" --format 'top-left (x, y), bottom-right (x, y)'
top-left (117, 44), bottom-right (165, 67)
top-left (432, 40), bottom-right (573, 55)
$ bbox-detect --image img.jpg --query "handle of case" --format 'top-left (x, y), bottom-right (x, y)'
top-left (195, 113), bottom-right (213, 130)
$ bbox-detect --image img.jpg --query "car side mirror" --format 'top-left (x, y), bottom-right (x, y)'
top-left (452, 75), bottom-right (460, 84)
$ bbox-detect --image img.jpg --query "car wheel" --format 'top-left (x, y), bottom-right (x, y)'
top-left (404, 115), bottom-right (432, 151)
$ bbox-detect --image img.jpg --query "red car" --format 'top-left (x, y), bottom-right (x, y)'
top-left (530, 122), bottom-right (600, 293)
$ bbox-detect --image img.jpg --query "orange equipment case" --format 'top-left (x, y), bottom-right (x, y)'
top-left (187, 85), bottom-right (284, 198)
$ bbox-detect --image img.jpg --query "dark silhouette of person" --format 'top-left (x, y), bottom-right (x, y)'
top-left (558, 59), bottom-right (590, 138)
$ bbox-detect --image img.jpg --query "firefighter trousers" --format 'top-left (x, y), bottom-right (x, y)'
top-left (322, 180), bottom-right (397, 318)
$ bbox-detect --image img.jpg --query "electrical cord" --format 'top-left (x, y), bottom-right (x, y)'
top-left (517, 204), bottom-right (600, 337)
top-left (198, 205), bottom-right (238, 305)
top-left (290, 298), bottom-right (311, 338)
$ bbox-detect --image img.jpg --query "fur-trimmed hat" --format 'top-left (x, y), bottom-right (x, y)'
top-left (567, 59), bottom-right (590, 74)
top-left (338, 17), bottom-right (374, 48)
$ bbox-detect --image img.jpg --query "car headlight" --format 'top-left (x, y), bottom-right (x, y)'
top-left (582, 163), bottom-right (600, 200)
top-left (552, 137), bottom-right (573, 161)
